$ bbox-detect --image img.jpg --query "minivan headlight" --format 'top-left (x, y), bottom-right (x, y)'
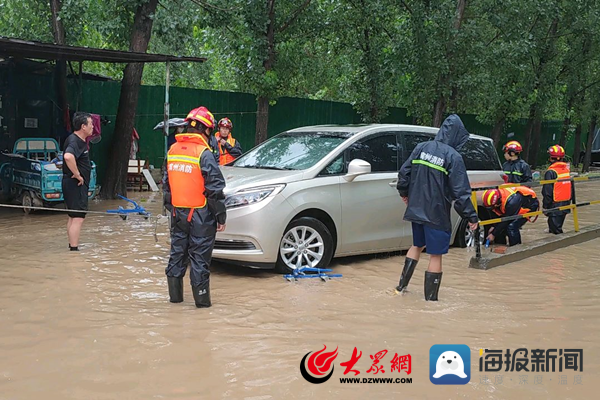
top-left (225, 184), bottom-right (285, 209)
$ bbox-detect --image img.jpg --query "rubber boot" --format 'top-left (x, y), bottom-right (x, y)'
top-left (167, 277), bottom-right (183, 303)
top-left (424, 271), bottom-right (443, 301)
top-left (395, 258), bottom-right (418, 292)
top-left (192, 280), bottom-right (211, 308)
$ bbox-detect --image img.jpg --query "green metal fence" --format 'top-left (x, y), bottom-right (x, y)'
top-left (3, 72), bottom-right (574, 185)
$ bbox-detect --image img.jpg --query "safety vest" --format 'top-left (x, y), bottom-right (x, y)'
top-left (216, 133), bottom-right (237, 165)
top-left (493, 187), bottom-right (537, 216)
top-left (547, 162), bottom-right (572, 202)
top-left (167, 134), bottom-right (208, 209)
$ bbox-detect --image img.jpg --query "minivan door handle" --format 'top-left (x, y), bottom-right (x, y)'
top-left (388, 180), bottom-right (397, 188)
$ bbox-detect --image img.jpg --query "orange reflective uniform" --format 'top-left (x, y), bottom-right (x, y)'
top-left (215, 133), bottom-right (237, 165)
top-left (167, 134), bottom-right (209, 209)
top-left (547, 162), bottom-right (572, 202)
top-left (492, 187), bottom-right (537, 216)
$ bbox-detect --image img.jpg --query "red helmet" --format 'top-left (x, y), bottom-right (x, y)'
top-left (548, 145), bottom-right (565, 158)
top-left (218, 118), bottom-right (232, 129)
top-left (502, 141), bottom-right (523, 154)
top-left (185, 106), bottom-right (215, 129)
top-left (482, 189), bottom-right (501, 208)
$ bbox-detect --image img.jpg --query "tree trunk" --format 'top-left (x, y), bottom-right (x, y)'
top-left (254, 0), bottom-right (276, 145)
top-left (490, 115), bottom-right (506, 147)
top-left (582, 117), bottom-right (596, 173)
top-left (522, 105), bottom-right (536, 163)
top-left (572, 123), bottom-right (582, 167)
top-left (432, 96), bottom-right (446, 128)
top-left (255, 96), bottom-right (270, 145)
top-left (432, 0), bottom-right (467, 128)
top-left (529, 114), bottom-right (543, 168)
top-left (559, 115), bottom-right (570, 148)
top-left (559, 94), bottom-right (575, 147)
top-left (362, 26), bottom-right (381, 122)
top-left (100, 0), bottom-right (158, 199)
top-left (49, 0), bottom-right (69, 136)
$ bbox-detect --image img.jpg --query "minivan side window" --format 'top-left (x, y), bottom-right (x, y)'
top-left (460, 138), bottom-right (502, 171)
top-left (319, 154), bottom-right (345, 176)
top-left (402, 133), bottom-right (434, 164)
top-left (346, 134), bottom-right (399, 173)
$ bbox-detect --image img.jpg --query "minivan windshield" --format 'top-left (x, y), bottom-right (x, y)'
top-left (232, 131), bottom-right (351, 170)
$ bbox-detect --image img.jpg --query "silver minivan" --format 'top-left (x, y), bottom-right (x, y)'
top-left (214, 124), bottom-right (504, 273)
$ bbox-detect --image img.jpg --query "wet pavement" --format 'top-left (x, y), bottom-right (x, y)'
top-left (0, 183), bottom-right (599, 399)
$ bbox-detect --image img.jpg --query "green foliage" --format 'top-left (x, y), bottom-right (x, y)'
top-left (3, 0), bottom-right (600, 139)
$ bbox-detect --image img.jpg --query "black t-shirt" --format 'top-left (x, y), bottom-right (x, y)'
top-left (63, 134), bottom-right (92, 185)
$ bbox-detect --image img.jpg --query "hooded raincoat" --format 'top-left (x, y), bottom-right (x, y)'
top-left (397, 114), bottom-right (478, 232)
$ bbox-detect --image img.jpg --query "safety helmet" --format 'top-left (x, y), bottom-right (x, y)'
top-left (482, 189), bottom-right (501, 208)
top-left (218, 118), bottom-right (233, 129)
top-left (502, 140), bottom-right (523, 154)
top-left (548, 144), bottom-right (565, 158)
top-left (185, 106), bottom-right (215, 129)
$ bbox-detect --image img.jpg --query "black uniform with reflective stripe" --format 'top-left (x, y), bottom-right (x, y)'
top-left (162, 145), bottom-right (226, 286)
top-left (502, 159), bottom-right (532, 183)
top-left (397, 114), bottom-right (478, 232)
top-left (542, 168), bottom-right (571, 234)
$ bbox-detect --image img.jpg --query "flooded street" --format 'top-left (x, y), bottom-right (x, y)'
top-left (1, 183), bottom-right (599, 399)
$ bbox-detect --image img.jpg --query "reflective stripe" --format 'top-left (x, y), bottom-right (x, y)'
top-left (485, 191), bottom-right (496, 206)
top-left (504, 171), bottom-right (524, 176)
top-left (167, 155), bottom-right (200, 164)
top-left (412, 159), bottom-right (448, 174)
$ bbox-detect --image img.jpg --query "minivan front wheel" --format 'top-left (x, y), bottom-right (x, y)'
top-left (275, 217), bottom-right (334, 274)
top-left (455, 218), bottom-right (485, 248)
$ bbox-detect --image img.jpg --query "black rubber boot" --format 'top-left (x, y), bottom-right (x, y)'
top-left (424, 271), bottom-right (443, 301)
top-left (192, 281), bottom-right (211, 308)
top-left (167, 277), bottom-right (184, 303)
top-left (396, 258), bottom-right (418, 292)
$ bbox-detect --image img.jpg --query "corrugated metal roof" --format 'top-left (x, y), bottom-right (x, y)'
top-left (0, 37), bottom-right (206, 63)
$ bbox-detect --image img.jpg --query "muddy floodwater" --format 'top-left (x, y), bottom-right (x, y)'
top-left (1, 183), bottom-right (599, 399)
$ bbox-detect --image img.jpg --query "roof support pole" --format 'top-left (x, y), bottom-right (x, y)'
top-left (163, 60), bottom-right (170, 159)
top-left (77, 60), bottom-right (83, 111)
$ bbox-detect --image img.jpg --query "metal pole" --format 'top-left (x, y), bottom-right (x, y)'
top-left (475, 226), bottom-right (482, 259)
top-left (77, 61), bottom-right (83, 111)
top-left (572, 180), bottom-right (580, 232)
top-left (163, 61), bottom-right (170, 159)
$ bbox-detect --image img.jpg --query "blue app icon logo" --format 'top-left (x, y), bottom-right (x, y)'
top-left (430, 344), bottom-right (471, 385)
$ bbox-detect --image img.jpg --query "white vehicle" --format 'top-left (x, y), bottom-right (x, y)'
top-left (214, 124), bottom-right (504, 273)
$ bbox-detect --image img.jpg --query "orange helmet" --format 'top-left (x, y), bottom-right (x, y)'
top-left (502, 141), bottom-right (523, 154)
top-left (482, 189), bottom-right (501, 208)
top-left (548, 145), bottom-right (565, 158)
top-left (185, 106), bottom-right (215, 129)
top-left (218, 118), bottom-right (232, 129)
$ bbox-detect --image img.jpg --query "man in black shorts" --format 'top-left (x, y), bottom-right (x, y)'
top-left (62, 112), bottom-right (94, 251)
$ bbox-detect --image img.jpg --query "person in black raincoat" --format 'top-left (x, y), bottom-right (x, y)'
top-left (163, 106), bottom-right (227, 308)
top-left (501, 140), bottom-right (532, 184)
top-left (395, 114), bottom-right (479, 301)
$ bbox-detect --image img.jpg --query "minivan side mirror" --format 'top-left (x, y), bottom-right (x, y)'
top-left (343, 159), bottom-right (371, 182)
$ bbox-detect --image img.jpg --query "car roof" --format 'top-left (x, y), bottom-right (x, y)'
top-left (286, 124), bottom-right (493, 142)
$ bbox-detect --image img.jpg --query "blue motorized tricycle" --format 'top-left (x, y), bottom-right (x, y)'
top-left (0, 138), bottom-right (98, 213)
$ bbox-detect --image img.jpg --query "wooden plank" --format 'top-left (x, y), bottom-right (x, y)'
top-left (142, 169), bottom-right (159, 192)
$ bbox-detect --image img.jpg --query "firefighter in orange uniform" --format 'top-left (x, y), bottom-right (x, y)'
top-left (163, 106), bottom-right (226, 308)
top-left (215, 118), bottom-right (243, 165)
top-left (482, 186), bottom-right (539, 246)
top-left (543, 145), bottom-right (572, 234)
